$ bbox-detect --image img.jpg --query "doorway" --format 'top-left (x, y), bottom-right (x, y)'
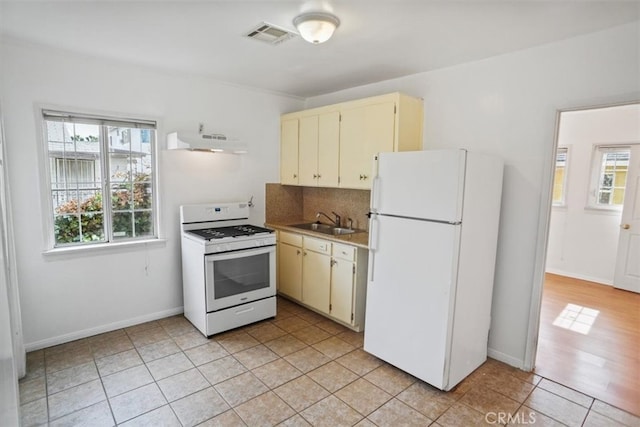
top-left (535, 104), bottom-right (640, 415)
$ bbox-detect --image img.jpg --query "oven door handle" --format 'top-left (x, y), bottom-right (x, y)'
top-left (205, 245), bottom-right (275, 262)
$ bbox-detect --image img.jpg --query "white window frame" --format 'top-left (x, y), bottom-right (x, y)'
top-left (552, 146), bottom-right (569, 207)
top-left (37, 107), bottom-right (163, 253)
top-left (587, 145), bottom-right (630, 211)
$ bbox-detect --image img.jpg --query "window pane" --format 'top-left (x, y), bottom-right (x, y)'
top-left (594, 148), bottom-right (629, 207)
top-left (598, 191), bottom-right (611, 205)
top-left (133, 181), bottom-right (152, 209)
top-left (613, 188), bottom-right (625, 205)
top-left (113, 212), bottom-right (133, 239)
top-left (111, 185), bottom-right (132, 211)
top-left (552, 148), bottom-right (567, 205)
top-left (80, 213), bottom-right (105, 242)
top-left (134, 211), bottom-right (154, 237)
top-left (54, 214), bottom-right (81, 244)
top-left (44, 112), bottom-right (156, 247)
top-left (47, 120), bottom-right (105, 246)
top-left (107, 126), bottom-right (154, 241)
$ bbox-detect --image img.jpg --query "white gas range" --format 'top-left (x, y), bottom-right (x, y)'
top-left (180, 202), bottom-right (276, 336)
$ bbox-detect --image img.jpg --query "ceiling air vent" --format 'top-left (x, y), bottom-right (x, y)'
top-left (245, 22), bottom-right (296, 45)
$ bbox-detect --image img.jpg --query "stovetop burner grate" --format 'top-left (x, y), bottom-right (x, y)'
top-left (187, 224), bottom-right (273, 240)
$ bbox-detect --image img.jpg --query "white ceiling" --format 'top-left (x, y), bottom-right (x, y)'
top-left (1, 1), bottom-right (638, 98)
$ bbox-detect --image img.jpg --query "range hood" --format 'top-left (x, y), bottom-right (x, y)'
top-left (167, 131), bottom-right (248, 154)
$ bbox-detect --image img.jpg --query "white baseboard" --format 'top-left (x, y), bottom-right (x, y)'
top-left (545, 268), bottom-right (613, 286)
top-left (487, 348), bottom-right (526, 371)
top-left (24, 306), bottom-right (184, 352)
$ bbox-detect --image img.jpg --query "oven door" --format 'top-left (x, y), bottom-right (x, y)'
top-left (205, 245), bottom-right (276, 312)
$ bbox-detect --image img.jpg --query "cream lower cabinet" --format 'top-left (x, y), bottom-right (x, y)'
top-left (330, 243), bottom-right (357, 325)
top-left (276, 231), bottom-right (368, 331)
top-left (277, 232), bottom-right (303, 300)
top-left (302, 236), bottom-right (331, 315)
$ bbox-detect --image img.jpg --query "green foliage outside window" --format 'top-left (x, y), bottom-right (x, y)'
top-left (54, 173), bottom-right (152, 244)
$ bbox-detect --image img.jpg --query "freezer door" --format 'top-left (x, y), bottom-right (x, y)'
top-left (371, 150), bottom-right (466, 223)
top-left (365, 214), bottom-right (460, 390)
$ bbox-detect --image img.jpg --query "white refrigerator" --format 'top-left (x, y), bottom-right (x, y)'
top-left (364, 149), bottom-right (503, 391)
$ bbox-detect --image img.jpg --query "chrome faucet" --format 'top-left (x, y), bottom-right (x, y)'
top-left (316, 211), bottom-right (341, 227)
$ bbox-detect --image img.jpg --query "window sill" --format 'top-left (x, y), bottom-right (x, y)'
top-left (583, 206), bottom-right (623, 215)
top-left (43, 238), bottom-right (167, 259)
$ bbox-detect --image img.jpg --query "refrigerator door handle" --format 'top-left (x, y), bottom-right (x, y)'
top-left (368, 214), bottom-right (379, 282)
top-left (370, 155), bottom-right (381, 213)
top-left (371, 176), bottom-right (381, 213)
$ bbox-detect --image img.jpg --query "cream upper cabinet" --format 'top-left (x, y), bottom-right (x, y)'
top-left (298, 115), bottom-right (318, 186)
top-left (280, 118), bottom-right (299, 185)
top-left (294, 111), bottom-right (340, 187)
top-left (317, 112), bottom-right (340, 187)
top-left (280, 92), bottom-right (423, 189)
top-left (339, 101), bottom-right (395, 189)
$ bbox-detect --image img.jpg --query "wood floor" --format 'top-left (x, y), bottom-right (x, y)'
top-left (535, 273), bottom-right (640, 416)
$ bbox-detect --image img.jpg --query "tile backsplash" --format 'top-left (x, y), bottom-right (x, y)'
top-left (266, 184), bottom-right (371, 231)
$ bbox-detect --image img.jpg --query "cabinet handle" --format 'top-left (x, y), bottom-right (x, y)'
top-left (303, 251), bottom-right (307, 256)
top-left (293, 174), bottom-right (297, 179)
top-left (330, 259), bottom-right (337, 266)
top-left (317, 174), bottom-right (321, 179)
top-left (296, 249), bottom-right (301, 255)
top-left (359, 174), bottom-right (368, 180)
top-left (313, 174), bottom-right (318, 179)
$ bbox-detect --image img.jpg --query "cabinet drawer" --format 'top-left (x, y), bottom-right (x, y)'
top-left (304, 236), bottom-right (331, 254)
top-left (333, 243), bottom-right (356, 262)
top-left (280, 231), bottom-right (302, 247)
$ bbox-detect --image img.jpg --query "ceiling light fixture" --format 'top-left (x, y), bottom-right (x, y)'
top-left (293, 11), bottom-right (340, 44)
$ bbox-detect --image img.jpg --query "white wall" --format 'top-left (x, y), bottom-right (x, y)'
top-left (0, 39), bottom-right (303, 349)
top-left (546, 105), bottom-right (640, 285)
top-left (307, 22), bottom-right (640, 368)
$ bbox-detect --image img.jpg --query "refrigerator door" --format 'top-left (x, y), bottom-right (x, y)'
top-left (371, 150), bottom-right (466, 223)
top-left (365, 214), bottom-right (460, 390)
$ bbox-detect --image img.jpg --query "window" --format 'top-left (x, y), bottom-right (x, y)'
top-left (42, 110), bottom-right (157, 247)
top-left (589, 146), bottom-right (630, 209)
top-left (552, 147), bottom-right (568, 206)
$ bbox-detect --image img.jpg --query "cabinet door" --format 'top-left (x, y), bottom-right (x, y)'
top-left (280, 118), bottom-right (299, 185)
top-left (330, 258), bottom-right (355, 324)
top-left (340, 102), bottom-right (395, 189)
top-left (278, 242), bottom-right (302, 300)
top-left (302, 250), bottom-right (330, 314)
top-left (298, 116), bottom-right (319, 186)
top-left (317, 111), bottom-right (340, 187)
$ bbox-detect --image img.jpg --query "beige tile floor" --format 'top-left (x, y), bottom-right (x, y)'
top-left (19, 297), bottom-right (640, 426)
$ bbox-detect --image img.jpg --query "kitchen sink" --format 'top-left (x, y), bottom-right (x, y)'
top-left (291, 222), bottom-right (361, 236)
top-left (332, 227), bottom-right (357, 235)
